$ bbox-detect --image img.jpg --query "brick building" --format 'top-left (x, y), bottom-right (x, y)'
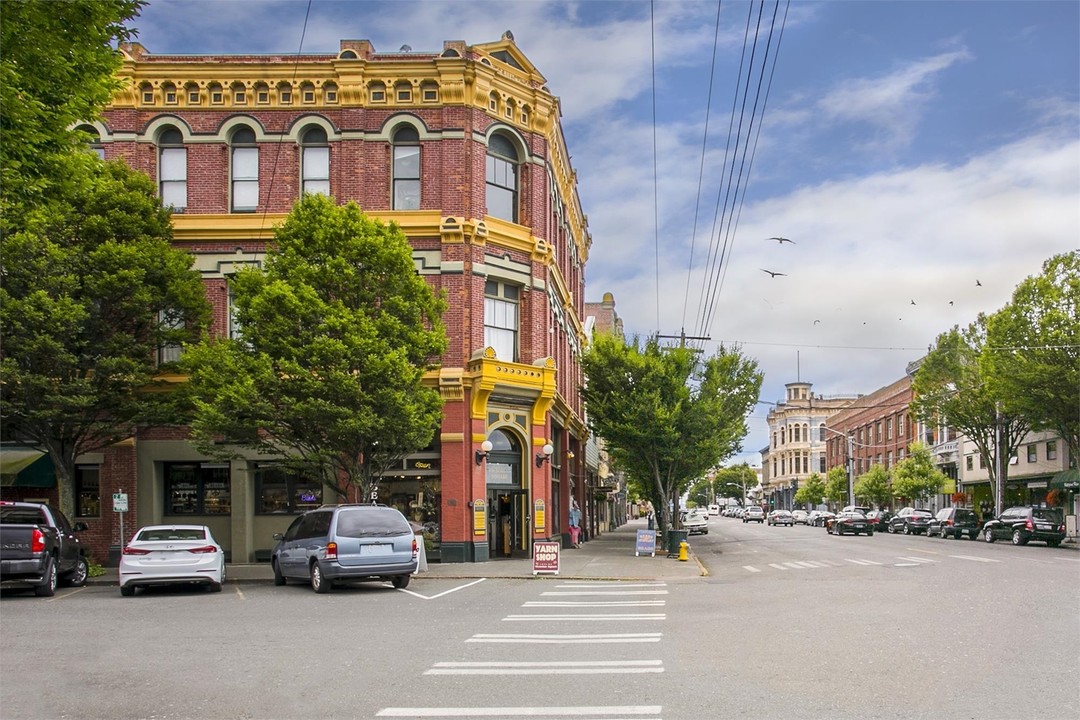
top-left (13, 33), bottom-right (593, 564)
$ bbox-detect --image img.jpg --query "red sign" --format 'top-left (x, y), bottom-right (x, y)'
top-left (532, 541), bottom-right (560, 575)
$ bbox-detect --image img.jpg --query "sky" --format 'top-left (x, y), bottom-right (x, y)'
top-left (130, 0), bottom-right (1080, 466)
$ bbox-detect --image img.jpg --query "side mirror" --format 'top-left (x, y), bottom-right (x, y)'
top-left (272, 532), bottom-right (284, 541)
top-left (73, 522), bottom-right (88, 532)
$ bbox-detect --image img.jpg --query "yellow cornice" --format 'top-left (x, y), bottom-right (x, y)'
top-left (466, 350), bottom-right (556, 424)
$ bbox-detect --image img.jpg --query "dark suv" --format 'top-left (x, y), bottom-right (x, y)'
top-left (271, 504), bottom-right (418, 592)
top-left (982, 506), bottom-right (1066, 547)
top-left (928, 507), bottom-right (982, 540)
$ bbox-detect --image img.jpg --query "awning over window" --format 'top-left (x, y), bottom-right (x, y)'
top-left (1050, 468), bottom-right (1080, 491)
top-left (0, 449), bottom-right (56, 488)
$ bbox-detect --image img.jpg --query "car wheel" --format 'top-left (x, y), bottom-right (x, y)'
top-left (34, 558), bottom-right (57, 597)
top-left (63, 556), bottom-right (89, 587)
top-left (867, 531), bottom-right (874, 537)
top-left (984, 527), bottom-right (995, 543)
top-left (392, 574), bottom-right (411, 589)
top-left (888, 524), bottom-right (895, 534)
top-left (272, 559), bottom-right (287, 586)
top-left (1012, 529), bottom-right (1028, 546)
top-left (120, 583), bottom-right (135, 597)
top-left (1047, 539), bottom-right (1061, 548)
top-left (208, 581), bottom-right (222, 593)
top-left (903, 524), bottom-right (911, 535)
top-left (208, 562), bottom-right (225, 592)
top-left (310, 562), bottom-right (331, 594)
top-left (838, 526), bottom-right (845, 536)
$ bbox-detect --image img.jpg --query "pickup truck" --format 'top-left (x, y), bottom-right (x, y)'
top-left (0, 501), bottom-right (89, 596)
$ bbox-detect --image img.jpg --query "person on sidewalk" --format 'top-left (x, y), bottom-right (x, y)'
top-left (569, 499), bottom-right (582, 548)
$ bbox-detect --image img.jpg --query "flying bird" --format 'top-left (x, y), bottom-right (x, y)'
top-left (949, 301), bottom-right (954, 306)
top-left (813, 320), bottom-right (821, 325)
top-left (760, 269), bottom-right (787, 278)
top-left (767, 237), bottom-right (795, 244)
top-left (976, 279), bottom-right (982, 286)
top-left (910, 299), bottom-right (916, 306)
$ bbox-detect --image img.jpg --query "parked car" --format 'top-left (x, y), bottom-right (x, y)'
top-left (982, 506), bottom-right (1066, 547)
top-left (272, 504), bottom-right (418, 592)
top-left (827, 511), bottom-right (874, 536)
top-left (841, 505), bottom-right (872, 516)
top-left (683, 510), bottom-right (709, 535)
top-left (865, 509), bottom-right (893, 532)
top-left (767, 510), bottom-right (793, 526)
top-left (928, 507), bottom-right (982, 540)
top-left (791, 510), bottom-right (809, 525)
top-left (743, 506), bottom-right (765, 523)
top-left (708, 504), bottom-right (720, 517)
top-left (0, 500), bottom-right (89, 597)
top-left (888, 507), bottom-right (933, 535)
top-left (807, 510), bottom-right (835, 527)
top-left (119, 525), bottom-right (225, 596)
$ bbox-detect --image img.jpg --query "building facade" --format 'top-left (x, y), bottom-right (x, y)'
top-left (761, 382), bottom-right (860, 509)
top-left (14, 34), bottom-right (594, 564)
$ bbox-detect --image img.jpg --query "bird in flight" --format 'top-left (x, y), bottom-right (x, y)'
top-left (761, 269), bottom-right (787, 278)
top-left (910, 299), bottom-right (916, 306)
top-left (767, 237), bottom-right (795, 244)
top-left (976, 279), bottom-right (982, 286)
top-left (949, 300), bottom-right (954, 306)
top-left (813, 319), bottom-right (820, 325)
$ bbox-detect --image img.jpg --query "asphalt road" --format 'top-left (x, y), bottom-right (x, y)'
top-left (2, 518), bottom-right (1077, 720)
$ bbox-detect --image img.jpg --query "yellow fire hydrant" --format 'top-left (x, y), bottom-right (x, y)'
top-left (678, 540), bottom-right (689, 561)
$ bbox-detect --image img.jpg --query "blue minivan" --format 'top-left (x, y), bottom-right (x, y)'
top-left (271, 504), bottom-right (418, 593)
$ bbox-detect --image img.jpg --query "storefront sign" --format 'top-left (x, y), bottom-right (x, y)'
top-left (532, 541), bottom-right (560, 575)
top-left (635, 529), bottom-right (657, 557)
top-left (533, 499), bottom-right (545, 532)
top-left (472, 499), bottom-right (486, 535)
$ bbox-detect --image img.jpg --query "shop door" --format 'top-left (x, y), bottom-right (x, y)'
top-left (489, 489), bottom-right (528, 558)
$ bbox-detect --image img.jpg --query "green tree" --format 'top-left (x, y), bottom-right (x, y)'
top-left (984, 252), bottom-right (1080, 465)
top-left (911, 317), bottom-right (1029, 514)
top-left (853, 464), bottom-right (892, 509)
top-left (1, 0), bottom-right (144, 209)
top-left (824, 466), bottom-right (849, 509)
top-left (580, 335), bottom-right (762, 535)
top-left (891, 443), bottom-right (948, 504)
top-left (0, 156), bottom-right (210, 517)
top-left (793, 472), bottom-right (826, 509)
top-left (182, 195), bottom-right (448, 502)
top-left (713, 464), bottom-right (759, 505)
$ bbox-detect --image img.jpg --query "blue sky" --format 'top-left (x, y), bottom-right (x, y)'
top-left (131, 1), bottom-right (1079, 466)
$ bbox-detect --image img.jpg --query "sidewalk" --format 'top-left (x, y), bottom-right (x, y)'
top-left (89, 518), bottom-right (706, 586)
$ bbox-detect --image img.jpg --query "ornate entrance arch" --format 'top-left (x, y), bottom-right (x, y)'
top-left (485, 428), bottom-right (527, 557)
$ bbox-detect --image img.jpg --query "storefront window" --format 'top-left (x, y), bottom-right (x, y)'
top-left (255, 465), bottom-right (323, 513)
top-left (75, 466), bottom-right (100, 518)
top-left (165, 463), bottom-right (231, 515)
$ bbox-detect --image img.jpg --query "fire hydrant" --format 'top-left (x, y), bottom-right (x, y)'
top-left (678, 540), bottom-right (689, 561)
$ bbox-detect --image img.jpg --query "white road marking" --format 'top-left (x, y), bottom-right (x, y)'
top-left (743, 565), bottom-right (762, 573)
top-left (398, 578), bottom-right (486, 600)
top-left (897, 556), bottom-right (937, 564)
top-left (948, 555), bottom-right (1002, 563)
top-left (503, 614), bottom-right (666, 621)
top-left (541, 590), bottom-right (668, 596)
top-left (782, 562), bottom-right (808, 569)
top-left (845, 558), bottom-right (883, 566)
top-left (425, 660), bottom-right (664, 676)
top-left (376, 705), bottom-right (663, 717)
top-left (790, 561), bottom-right (821, 568)
top-left (467, 633), bottom-right (663, 644)
top-left (768, 563), bottom-right (789, 570)
top-left (524, 600), bottom-right (666, 607)
top-left (556, 583), bottom-right (667, 588)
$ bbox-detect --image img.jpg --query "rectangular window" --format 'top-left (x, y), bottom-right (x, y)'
top-left (397, 89), bottom-right (411, 102)
top-left (886, 418), bottom-right (893, 440)
top-left (234, 90), bottom-right (246, 104)
top-left (257, 90), bottom-right (269, 104)
top-left (165, 90), bottom-right (177, 104)
top-left (232, 147), bottom-right (259, 211)
top-left (1027, 444), bottom-right (1037, 462)
top-left (188, 90), bottom-right (200, 104)
top-left (142, 89), bottom-right (154, 104)
top-left (280, 90), bottom-right (292, 104)
top-left (423, 89), bottom-right (437, 101)
top-left (325, 89), bottom-right (337, 103)
top-left (211, 90), bottom-right (224, 104)
top-left (899, 414), bottom-right (905, 435)
top-left (486, 155), bottom-right (517, 222)
top-left (1047, 441), bottom-right (1057, 461)
top-left (159, 147), bottom-right (187, 209)
top-left (978, 455), bottom-right (985, 469)
top-left (75, 466), bottom-right (100, 518)
top-left (254, 465), bottom-right (323, 514)
top-left (819, 456), bottom-right (827, 474)
top-left (484, 281), bottom-right (519, 362)
top-left (303, 89), bottom-right (315, 103)
top-left (393, 145), bottom-right (421, 209)
top-left (302, 146), bottom-right (330, 196)
top-left (371, 89), bottom-right (385, 102)
top-left (158, 309), bottom-right (183, 364)
top-left (165, 463), bottom-right (231, 515)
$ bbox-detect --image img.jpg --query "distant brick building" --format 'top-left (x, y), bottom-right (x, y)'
top-left (21, 33), bottom-right (592, 564)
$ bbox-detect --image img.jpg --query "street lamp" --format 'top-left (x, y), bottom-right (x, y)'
top-left (535, 443), bottom-right (554, 468)
top-left (475, 439), bottom-right (493, 465)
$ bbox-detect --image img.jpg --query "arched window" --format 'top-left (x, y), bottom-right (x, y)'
top-left (140, 82), bottom-right (154, 104)
top-left (486, 133), bottom-right (519, 222)
top-left (301, 82), bottom-right (315, 104)
top-left (369, 81), bottom-right (386, 103)
top-left (162, 82), bottom-right (177, 105)
top-left (277, 82), bottom-right (292, 105)
top-left (157, 126), bottom-right (186, 210)
top-left (231, 82), bottom-right (247, 105)
top-left (300, 126), bottom-right (329, 196)
top-left (254, 82), bottom-right (270, 105)
top-left (77, 125), bottom-right (104, 160)
top-left (323, 82), bottom-right (338, 104)
top-left (230, 126), bottom-right (258, 212)
top-left (208, 82), bottom-right (223, 105)
top-left (391, 125), bottom-right (420, 210)
top-left (185, 82), bottom-right (201, 105)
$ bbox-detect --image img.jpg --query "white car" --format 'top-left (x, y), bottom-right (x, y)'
top-left (119, 525), bottom-right (226, 596)
top-left (683, 510), bottom-right (709, 535)
top-left (708, 504), bottom-right (720, 516)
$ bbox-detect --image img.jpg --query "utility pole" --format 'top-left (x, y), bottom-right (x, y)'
top-left (847, 433), bottom-right (855, 507)
top-left (657, 329), bottom-right (710, 350)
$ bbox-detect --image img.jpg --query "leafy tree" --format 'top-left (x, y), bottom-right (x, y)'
top-left (984, 252), bottom-right (1080, 465)
top-left (1, 0), bottom-right (144, 210)
top-left (910, 317), bottom-right (1029, 515)
top-left (793, 472), bottom-right (825, 509)
top-left (182, 195), bottom-right (448, 502)
top-left (580, 335), bottom-right (762, 535)
top-left (853, 464), bottom-right (892, 509)
top-left (824, 466), bottom-right (849, 509)
top-left (0, 155), bottom-right (210, 517)
top-left (891, 443), bottom-right (948, 504)
top-left (713, 464), bottom-right (759, 505)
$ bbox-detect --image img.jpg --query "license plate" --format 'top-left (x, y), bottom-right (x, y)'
top-left (360, 544), bottom-right (391, 556)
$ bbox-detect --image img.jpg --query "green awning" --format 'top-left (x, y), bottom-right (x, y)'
top-left (0, 449), bottom-right (56, 488)
top-left (1050, 468), bottom-right (1080, 490)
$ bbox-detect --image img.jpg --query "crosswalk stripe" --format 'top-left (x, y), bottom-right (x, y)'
top-left (467, 633), bottom-right (662, 644)
top-left (768, 563), bottom-right (788, 570)
top-left (948, 555), bottom-right (1001, 563)
top-left (743, 565), bottom-right (761, 573)
top-left (542, 590), bottom-right (668, 596)
top-left (524, 601), bottom-right (666, 607)
top-left (376, 705), bottom-right (664, 717)
top-left (845, 558), bottom-right (883, 566)
top-left (782, 562), bottom-right (807, 569)
top-left (425, 660), bottom-right (665, 676)
top-left (504, 614), bottom-right (666, 621)
top-left (897, 556), bottom-right (937, 563)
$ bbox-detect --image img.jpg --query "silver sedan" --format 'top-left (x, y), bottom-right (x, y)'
top-left (118, 524), bottom-right (226, 596)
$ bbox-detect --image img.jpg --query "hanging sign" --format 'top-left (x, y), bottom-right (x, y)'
top-left (533, 499), bottom-right (546, 532)
top-left (472, 499), bottom-right (487, 535)
top-left (532, 541), bottom-right (560, 575)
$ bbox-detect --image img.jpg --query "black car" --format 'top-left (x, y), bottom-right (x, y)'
top-left (888, 507), bottom-right (933, 535)
top-left (865, 509), bottom-right (893, 532)
top-left (827, 511), bottom-right (874, 536)
top-left (927, 507), bottom-right (981, 540)
top-left (982, 506), bottom-right (1066, 547)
